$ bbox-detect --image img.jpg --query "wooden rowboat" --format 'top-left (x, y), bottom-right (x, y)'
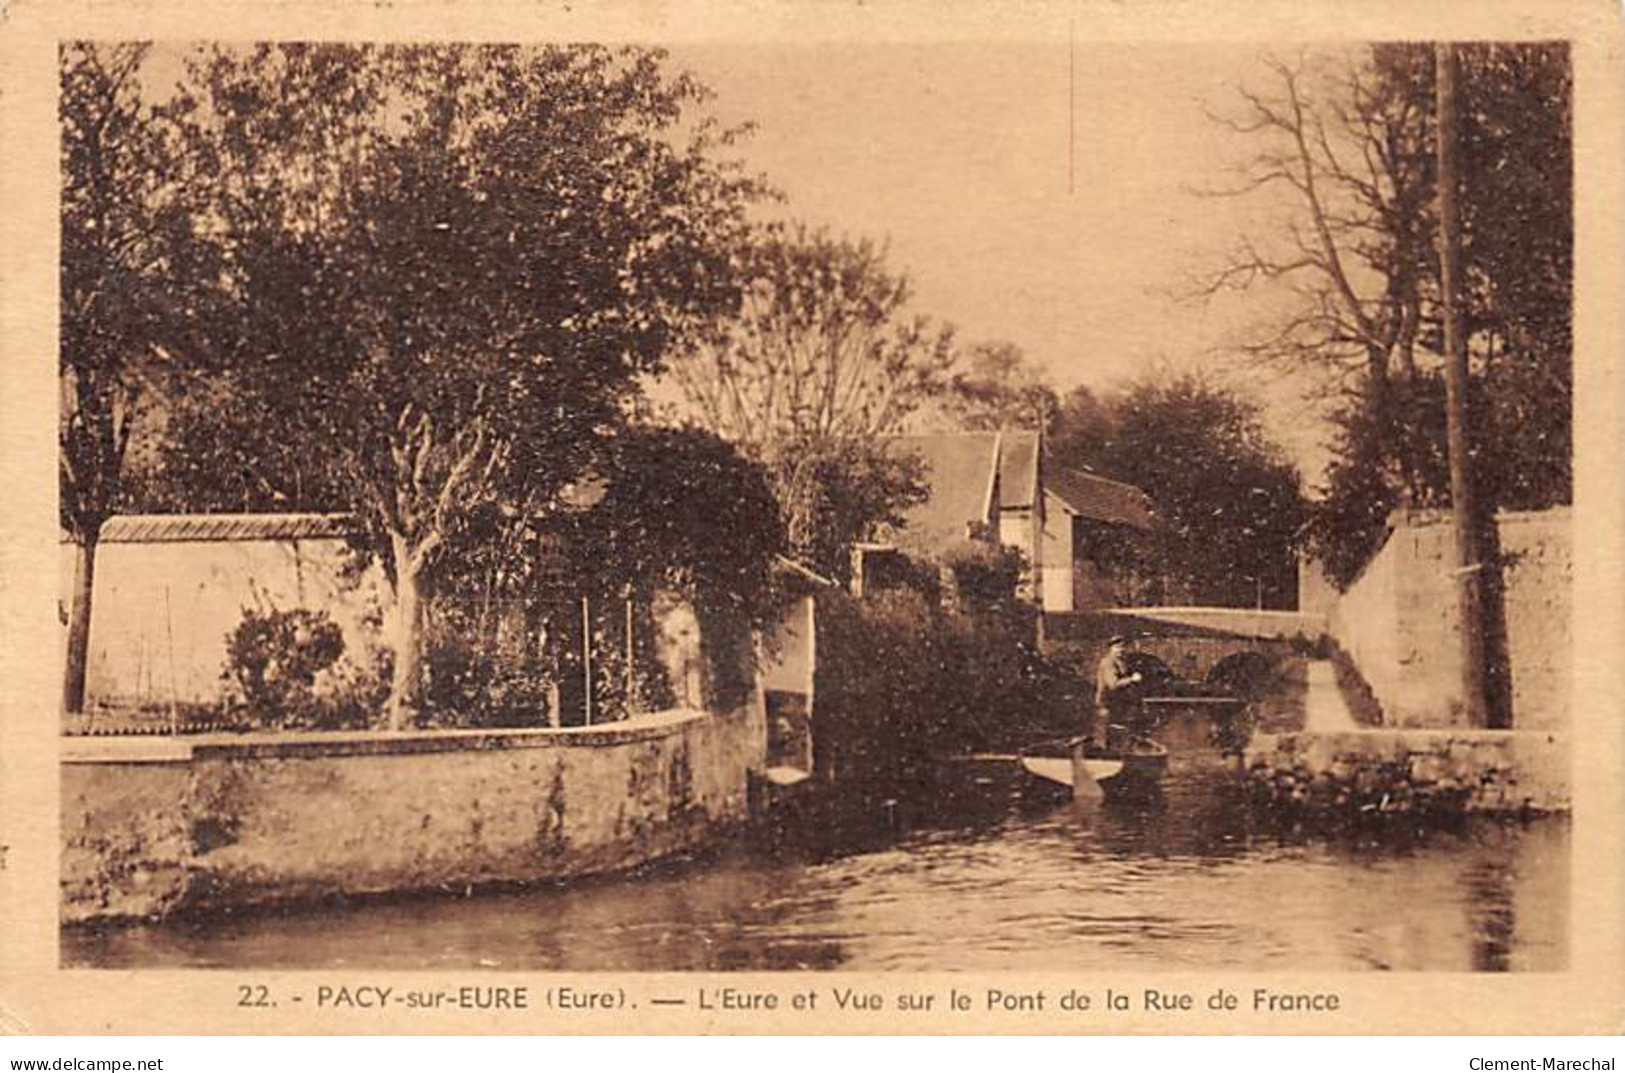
top-left (1019, 736), bottom-right (1168, 799)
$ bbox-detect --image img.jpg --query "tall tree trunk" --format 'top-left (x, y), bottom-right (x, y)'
top-left (63, 533), bottom-right (100, 714)
top-left (388, 533), bottom-right (427, 730)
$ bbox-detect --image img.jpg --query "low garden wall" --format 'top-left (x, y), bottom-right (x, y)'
top-left (62, 703), bottom-right (765, 925)
top-left (61, 518), bottom-right (387, 708)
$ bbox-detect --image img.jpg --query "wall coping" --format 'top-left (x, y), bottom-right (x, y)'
top-left (1385, 505), bottom-right (1572, 532)
top-left (61, 708), bottom-right (710, 765)
top-left (1318, 504), bottom-right (1571, 596)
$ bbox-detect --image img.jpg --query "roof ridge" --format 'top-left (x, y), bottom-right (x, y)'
top-left (982, 430), bottom-right (1003, 522)
top-left (1053, 464), bottom-right (1148, 498)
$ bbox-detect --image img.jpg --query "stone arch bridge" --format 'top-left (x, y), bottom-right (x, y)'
top-left (1042, 607), bottom-right (1326, 684)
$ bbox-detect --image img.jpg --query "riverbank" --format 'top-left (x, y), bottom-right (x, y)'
top-left (62, 704), bottom-right (765, 925)
top-left (64, 765), bottom-right (1570, 972)
top-left (1239, 656), bottom-right (1568, 818)
top-left (1243, 728), bottom-right (1569, 817)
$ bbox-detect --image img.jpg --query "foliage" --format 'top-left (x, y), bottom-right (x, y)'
top-left (765, 436), bottom-right (928, 584)
top-left (419, 605), bottom-right (556, 729)
top-left (1305, 396), bottom-right (1402, 587)
top-left (583, 426), bottom-right (785, 624)
top-left (163, 43), bottom-right (766, 725)
top-left (417, 425), bottom-right (783, 724)
top-left (1309, 362), bottom-right (1567, 588)
top-left (59, 43), bottom-right (215, 710)
top-left (667, 222), bottom-right (949, 580)
top-left (1051, 374), bottom-right (1306, 608)
top-left (858, 547), bottom-right (943, 602)
top-left (582, 425), bottom-right (787, 710)
top-left (221, 607), bottom-right (360, 728)
top-left (125, 386), bottom-right (352, 513)
top-left (60, 43), bottom-right (211, 537)
top-left (814, 591), bottom-right (1076, 792)
top-left (1050, 385), bottom-right (1115, 465)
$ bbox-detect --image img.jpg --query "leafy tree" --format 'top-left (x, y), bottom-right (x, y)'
top-left (177, 44), bottom-right (764, 726)
top-left (125, 383), bottom-right (352, 513)
top-left (1052, 375), bottom-right (1305, 608)
top-left (668, 223), bottom-right (949, 578)
top-left (1049, 384), bottom-right (1116, 461)
top-left (416, 424), bottom-right (785, 725)
top-left (768, 435), bottom-right (928, 583)
top-left (59, 43), bottom-right (209, 712)
top-left (581, 426), bottom-right (785, 623)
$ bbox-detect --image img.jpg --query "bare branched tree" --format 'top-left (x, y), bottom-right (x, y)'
top-left (1194, 48), bottom-right (1438, 495)
top-left (1199, 43), bottom-right (1573, 596)
top-left (671, 223), bottom-right (954, 448)
top-left (935, 341), bottom-right (1059, 433)
top-left (669, 223), bottom-right (951, 577)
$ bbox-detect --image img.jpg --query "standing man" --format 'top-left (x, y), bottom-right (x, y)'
top-left (1094, 635), bottom-right (1143, 748)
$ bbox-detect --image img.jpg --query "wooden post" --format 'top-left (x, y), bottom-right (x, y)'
top-left (163, 585), bottom-right (179, 734)
top-left (1435, 42), bottom-right (1492, 728)
top-left (624, 596), bottom-right (635, 716)
top-left (805, 593), bottom-right (819, 774)
top-left (581, 594), bottom-right (593, 726)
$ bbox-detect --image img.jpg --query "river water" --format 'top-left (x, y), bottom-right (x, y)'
top-left (64, 764), bottom-right (1568, 972)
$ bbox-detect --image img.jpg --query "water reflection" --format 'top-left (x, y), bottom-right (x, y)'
top-left (64, 763), bottom-right (1568, 972)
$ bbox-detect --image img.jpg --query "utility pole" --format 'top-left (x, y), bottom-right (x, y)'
top-left (1435, 43), bottom-right (1493, 727)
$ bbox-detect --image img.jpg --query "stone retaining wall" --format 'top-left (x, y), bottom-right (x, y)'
top-left (1307, 508), bottom-right (1571, 730)
top-left (62, 704), bottom-right (764, 925)
top-left (1243, 728), bottom-right (1569, 816)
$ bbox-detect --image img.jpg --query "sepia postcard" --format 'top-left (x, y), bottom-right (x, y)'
top-left (1, 0), bottom-right (1622, 1036)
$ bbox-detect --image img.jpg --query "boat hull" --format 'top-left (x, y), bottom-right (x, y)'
top-left (1019, 737), bottom-right (1168, 799)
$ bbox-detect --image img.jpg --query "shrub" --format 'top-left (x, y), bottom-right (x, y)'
top-left (859, 547), bottom-right (942, 601)
top-left (421, 605), bottom-right (556, 729)
top-left (222, 607), bottom-right (347, 728)
top-left (940, 539), bottom-right (1025, 608)
top-left (313, 646), bottom-right (393, 730)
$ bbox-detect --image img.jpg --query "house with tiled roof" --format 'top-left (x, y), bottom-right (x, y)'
top-left (885, 431), bottom-right (1008, 555)
top-left (855, 431), bottom-right (1159, 612)
top-left (1042, 465), bottom-right (1160, 612)
top-left (864, 430), bottom-right (1046, 603)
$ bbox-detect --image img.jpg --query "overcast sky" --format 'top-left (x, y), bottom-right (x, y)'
top-left (667, 41), bottom-right (1343, 479)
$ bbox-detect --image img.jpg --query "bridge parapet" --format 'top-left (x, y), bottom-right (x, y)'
top-left (1103, 607), bottom-right (1326, 641)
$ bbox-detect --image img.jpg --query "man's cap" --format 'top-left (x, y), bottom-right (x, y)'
top-left (1106, 634), bottom-right (1127, 646)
